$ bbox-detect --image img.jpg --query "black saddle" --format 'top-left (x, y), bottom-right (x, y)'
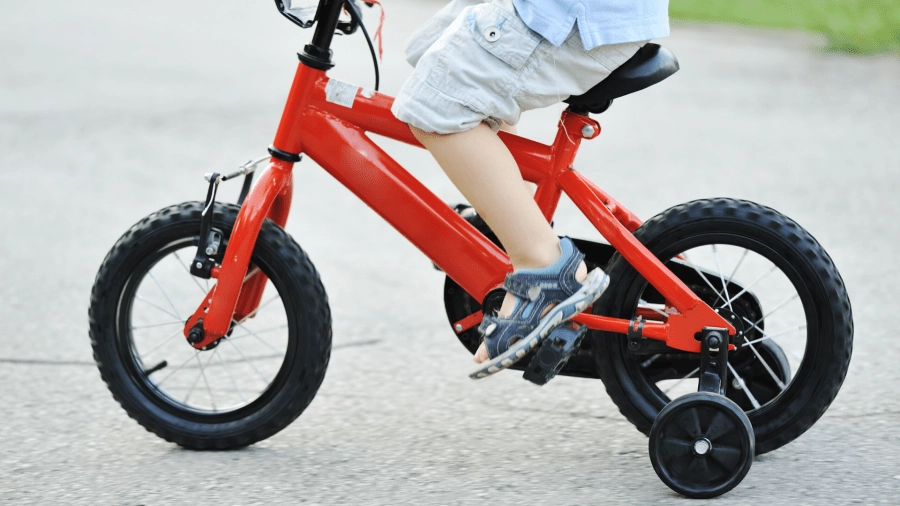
top-left (564, 43), bottom-right (679, 114)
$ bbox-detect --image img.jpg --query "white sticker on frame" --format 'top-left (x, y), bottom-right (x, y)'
top-left (325, 79), bottom-right (359, 108)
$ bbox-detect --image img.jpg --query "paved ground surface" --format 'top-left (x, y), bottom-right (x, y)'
top-left (2, 1), bottom-right (899, 504)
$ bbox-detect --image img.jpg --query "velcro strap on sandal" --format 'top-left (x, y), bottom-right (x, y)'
top-left (502, 239), bottom-right (586, 300)
top-left (502, 276), bottom-right (549, 300)
top-left (479, 314), bottom-right (532, 358)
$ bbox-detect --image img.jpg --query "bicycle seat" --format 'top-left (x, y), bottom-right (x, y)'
top-left (564, 43), bottom-right (679, 113)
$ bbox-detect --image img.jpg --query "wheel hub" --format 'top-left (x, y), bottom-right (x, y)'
top-left (713, 307), bottom-right (746, 344)
top-left (693, 438), bottom-right (712, 456)
top-left (199, 337), bottom-right (222, 351)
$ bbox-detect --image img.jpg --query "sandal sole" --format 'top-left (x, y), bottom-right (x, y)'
top-left (469, 268), bottom-right (610, 380)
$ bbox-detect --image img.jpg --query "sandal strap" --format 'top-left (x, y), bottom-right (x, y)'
top-left (479, 313), bottom-right (533, 358)
top-left (502, 238), bottom-right (585, 301)
top-left (478, 238), bottom-right (587, 360)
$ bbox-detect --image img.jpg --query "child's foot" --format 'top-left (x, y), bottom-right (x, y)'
top-left (469, 238), bottom-right (609, 379)
top-left (473, 258), bottom-right (588, 363)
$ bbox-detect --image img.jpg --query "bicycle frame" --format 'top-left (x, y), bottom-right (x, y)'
top-left (183, 62), bottom-right (735, 354)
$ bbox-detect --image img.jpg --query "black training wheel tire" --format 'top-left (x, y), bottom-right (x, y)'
top-left (89, 202), bottom-right (331, 449)
top-left (649, 392), bottom-right (754, 499)
top-left (594, 199), bottom-right (853, 455)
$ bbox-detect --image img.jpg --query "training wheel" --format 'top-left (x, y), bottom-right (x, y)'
top-left (649, 392), bottom-right (754, 499)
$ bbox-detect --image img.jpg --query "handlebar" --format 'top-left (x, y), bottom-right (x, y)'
top-left (274, 0), bottom-right (374, 34)
top-left (274, 0), bottom-right (382, 91)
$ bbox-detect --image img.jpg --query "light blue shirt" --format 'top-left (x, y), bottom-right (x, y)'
top-left (512, 0), bottom-right (670, 49)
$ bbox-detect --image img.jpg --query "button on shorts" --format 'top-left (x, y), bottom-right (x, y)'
top-left (392, 0), bottom-right (646, 134)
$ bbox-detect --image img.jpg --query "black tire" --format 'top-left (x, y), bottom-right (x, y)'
top-left (649, 392), bottom-right (754, 499)
top-left (594, 199), bottom-right (852, 455)
top-left (89, 202), bottom-right (331, 449)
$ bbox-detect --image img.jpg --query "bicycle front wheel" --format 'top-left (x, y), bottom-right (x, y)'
top-left (89, 202), bottom-right (331, 449)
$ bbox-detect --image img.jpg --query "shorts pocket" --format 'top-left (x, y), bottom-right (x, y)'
top-left (467, 4), bottom-right (541, 70)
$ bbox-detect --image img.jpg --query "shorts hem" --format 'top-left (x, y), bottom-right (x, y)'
top-left (392, 74), bottom-right (492, 135)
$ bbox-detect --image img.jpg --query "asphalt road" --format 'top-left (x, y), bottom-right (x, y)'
top-left (2, 1), bottom-right (899, 504)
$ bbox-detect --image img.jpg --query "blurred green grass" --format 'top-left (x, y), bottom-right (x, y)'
top-left (670, 0), bottom-right (900, 54)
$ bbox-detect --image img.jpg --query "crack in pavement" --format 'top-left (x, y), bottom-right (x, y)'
top-left (0, 339), bottom-right (382, 367)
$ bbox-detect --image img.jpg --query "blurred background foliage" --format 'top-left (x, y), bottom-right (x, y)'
top-left (670, 0), bottom-right (900, 54)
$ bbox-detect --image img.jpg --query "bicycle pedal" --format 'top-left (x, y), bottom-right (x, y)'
top-left (523, 323), bottom-right (587, 386)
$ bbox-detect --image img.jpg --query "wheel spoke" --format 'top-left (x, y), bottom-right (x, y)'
top-left (227, 324), bottom-right (289, 341)
top-left (231, 320), bottom-right (283, 355)
top-left (148, 270), bottom-right (184, 321)
top-left (225, 338), bottom-right (273, 386)
top-left (662, 367), bottom-right (699, 395)
top-left (669, 451), bottom-right (696, 475)
top-left (742, 325), bottom-right (807, 347)
top-left (182, 354), bottom-right (205, 404)
top-left (754, 293), bottom-right (799, 326)
top-left (140, 328), bottom-right (185, 356)
top-left (742, 317), bottom-right (805, 363)
top-left (173, 250), bottom-right (209, 295)
top-left (680, 252), bottom-right (729, 307)
top-left (687, 407), bottom-right (703, 439)
top-left (641, 354), bottom-right (661, 368)
top-left (131, 321), bottom-right (183, 330)
top-left (740, 331), bottom-right (787, 391)
top-left (687, 454), bottom-right (716, 480)
top-left (244, 267), bottom-right (261, 283)
top-left (711, 245), bottom-right (733, 311)
top-left (638, 299), bottom-right (669, 319)
top-left (709, 445), bottom-right (742, 471)
top-left (727, 249), bottom-right (750, 285)
top-left (156, 352), bottom-right (199, 388)
top-left (726, 265), bottom-right (779, 306)
top-left (661, 438), bottom-right (693, 460)
top-left (215, 348), bottom-right (248, 403)
top-left (195, 350), bottom-right (218, 412)
top-left (703, 410), bottom-right (731, 441)
top-left (135, 294), bottom-right (181, 321)
top-left (233, 294), bottom-right (282, 325)
top-left (211, 353), bottom-right (284, 365)
top-left (727, 362), bottom-right (761, 409)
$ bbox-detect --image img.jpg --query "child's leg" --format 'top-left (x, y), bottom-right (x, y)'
top-left (499, 123), bottom-right (539, 196)
top-left (413, 123), bottom-right (558, 269)
top-left (393, 1), bottom-right (638, 371)
top-left (411, 124), bottom-right (587, 363)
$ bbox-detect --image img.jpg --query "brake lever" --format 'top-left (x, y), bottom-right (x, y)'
top-left (273, 0), bottom-right (316, 29)
top-left (336, 0), bottom-right (362, 35)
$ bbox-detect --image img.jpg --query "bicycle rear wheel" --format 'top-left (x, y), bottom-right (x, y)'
top-left (89, 202), bottom-right (331, 449)
top-left (594, 199), bottom-right (852, 455)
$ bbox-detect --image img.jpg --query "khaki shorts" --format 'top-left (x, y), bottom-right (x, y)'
top-left (392, 0), bottom-right (645, 134)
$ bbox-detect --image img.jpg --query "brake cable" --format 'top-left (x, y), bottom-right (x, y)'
top-left (343, 0), bottom-right (382, 91)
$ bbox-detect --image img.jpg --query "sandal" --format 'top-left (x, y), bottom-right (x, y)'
top-left (469, 237), bottom-right (609, 380)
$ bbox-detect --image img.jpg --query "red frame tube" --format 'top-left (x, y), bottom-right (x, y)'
top-left (185, 64), bottom-right (733, 352)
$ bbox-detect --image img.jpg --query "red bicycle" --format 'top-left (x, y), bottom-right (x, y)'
top-left (89, 0), bottom-right (853, 499)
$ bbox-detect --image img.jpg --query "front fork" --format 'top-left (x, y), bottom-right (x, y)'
top-left (183, 156), bottom-right (295, 349)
